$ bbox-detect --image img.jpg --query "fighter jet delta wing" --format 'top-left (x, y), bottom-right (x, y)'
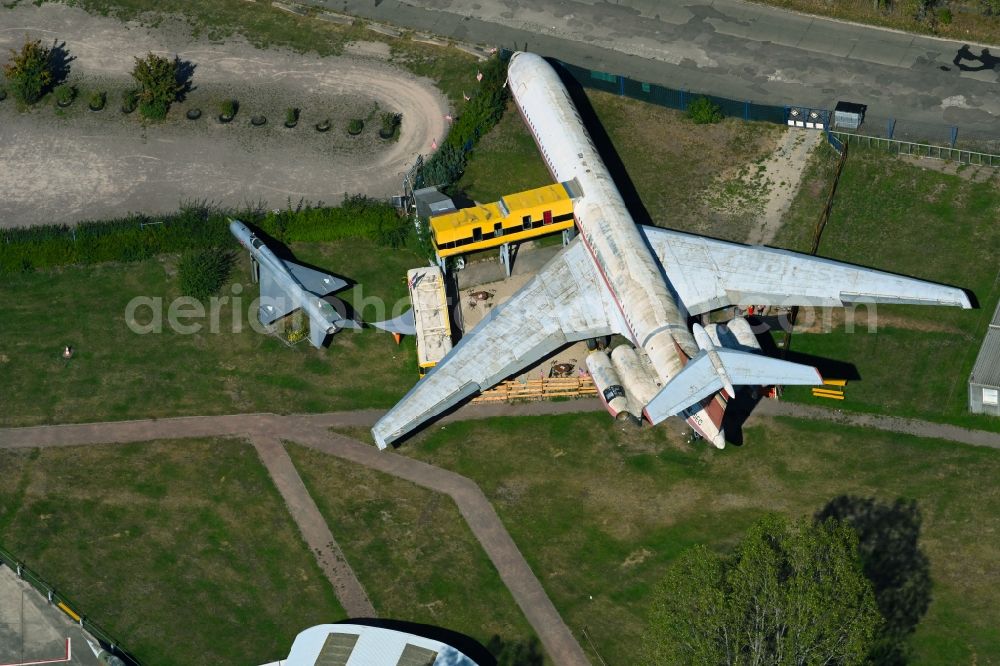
top-left (641, 226), bottom-right (972, 314)
top-left (284, 260), bottom-right (348, 295)
top-left (258, 266), bottom-right (300, 325)
top-left (371, 238), bottom-right (624, 449)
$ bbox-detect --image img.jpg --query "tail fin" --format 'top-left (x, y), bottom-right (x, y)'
top-left (370, 309), bottom-right (417, 336)
top-left (644, 348), bottom-right (822, 425)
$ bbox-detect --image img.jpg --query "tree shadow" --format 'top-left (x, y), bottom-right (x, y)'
top-left (486, 634), bottom-right (544, 666)
top-left (174, 56), bottom-right (197, 102)
top-left (48, 40), bottom-right (75, 88)
top-left (952, 45), bottom-right (1000, 72)
top-left (815, 496), bottom-right (932, 664)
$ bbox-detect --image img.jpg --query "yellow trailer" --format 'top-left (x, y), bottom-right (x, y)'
top-left (430, 181), bottom-right (578, 259)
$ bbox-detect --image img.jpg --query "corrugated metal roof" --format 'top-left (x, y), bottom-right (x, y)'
top-left (970, 301), bottom-right (1000, 388)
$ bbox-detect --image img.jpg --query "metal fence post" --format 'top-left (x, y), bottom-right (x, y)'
top-left (619, 75), bottom-right (625, 97)
top-left (680, 89), bottom-right (686, 111)
top-left (887, 118), bottom-right (895, 139)
top-left (950, 126), bottom-right (958, 148)
top-left (744, 100), bottom-right (749, 121)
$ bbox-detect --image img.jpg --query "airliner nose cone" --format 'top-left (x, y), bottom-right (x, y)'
top-left (711, 430), bottom-right (727, 449)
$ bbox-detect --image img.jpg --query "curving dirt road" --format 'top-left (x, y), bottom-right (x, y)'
top-left (0, 4), bottom-right (448, 227)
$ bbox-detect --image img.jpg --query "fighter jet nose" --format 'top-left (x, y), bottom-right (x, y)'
top-left (711, 430), bottom-right (727, 449)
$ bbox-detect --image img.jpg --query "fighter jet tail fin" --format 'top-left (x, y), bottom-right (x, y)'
top-left (371, 309), bottom-right (417, 336)
top-left (643, 348), bottom-right (823, 425)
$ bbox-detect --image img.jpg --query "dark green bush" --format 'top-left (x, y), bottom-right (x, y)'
top-left (2, 39), bottom-right (55, 105)
top-left (285, 107), bottom-right (298, 125)
top-left (687, 96), bottom-right (723, 124)
top-left (937, 7), bottom-right (953, 23)
top-left (54, 83), bottom-right (75, 106)
top-left (219, 99), bottom-right (237, 118)
top-left (131, 52), bottom-right (183, 120)
top-left (177, 248), bottom-right (234, 300)
top-left (121, 88), bottom-right (139, 112)
top-left (89, 90), bottom-right (106, 110)
top-left (347, 118), bottom-right (364, 135)
top-left (379, 111), bottom-right (401, 139)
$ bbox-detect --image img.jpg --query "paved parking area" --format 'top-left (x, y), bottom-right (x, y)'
top-left (0, 565), bottom-right (98, 666)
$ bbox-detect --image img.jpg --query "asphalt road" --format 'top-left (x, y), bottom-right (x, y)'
top-left (327, 0), bottom-right (999, 143)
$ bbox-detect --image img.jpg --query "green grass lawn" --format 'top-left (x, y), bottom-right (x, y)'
top-left (773, 146), bottom-right (1000, 429)
top-left (0, 239), bottom-right (422, 426)
top-left (285, 443), bottom-right (545, 662)
top-left (398, 412), bottom-right (1000, 665)
top-left (0, 437), bottom-right (346, 664)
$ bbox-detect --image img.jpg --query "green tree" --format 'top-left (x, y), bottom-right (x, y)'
top-left (130, 52), bottom-right (183, 120)
top-left (687, 96), bottom-right (724, 124)
top-left (2, 38), bottom-right (54, 105)
top-left (643, 514), bottom-right (882, 665)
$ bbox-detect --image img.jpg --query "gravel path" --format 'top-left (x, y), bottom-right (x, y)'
top-left (0, 4), bottom-right (448, 227)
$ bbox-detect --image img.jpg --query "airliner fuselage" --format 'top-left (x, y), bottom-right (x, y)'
top-left (508, 52), bottom-right (727, 445)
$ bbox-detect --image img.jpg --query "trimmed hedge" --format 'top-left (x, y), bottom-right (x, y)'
top-left (418, 53), bottom-right (509, 190)
top-left (0, 196), bottom-right (409, 275)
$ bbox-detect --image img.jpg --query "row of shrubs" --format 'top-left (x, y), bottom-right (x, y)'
top-left (417, 54), bottom-right (509, 189)
top-left (0, 196), bottom-right (410, 275)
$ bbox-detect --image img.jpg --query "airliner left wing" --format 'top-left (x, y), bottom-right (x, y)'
top-left (371, 238), bottom-right (622, 449)
top-left (642, 226), bottom-right (972, 314)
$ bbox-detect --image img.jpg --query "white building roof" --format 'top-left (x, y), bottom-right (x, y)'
top-left (260, 623), bottom-right (480, 666)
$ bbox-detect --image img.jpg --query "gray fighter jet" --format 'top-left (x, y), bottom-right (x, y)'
top-left (230, 219), bottom-right (359, 348)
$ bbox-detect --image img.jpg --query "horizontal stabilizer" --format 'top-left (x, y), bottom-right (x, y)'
top-left (371, 309), bottom-right (417, 336)
top-left (644, 349), bottom-right (822, 424)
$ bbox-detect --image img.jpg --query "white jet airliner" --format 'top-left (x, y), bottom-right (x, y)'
top-left (371, 52), bottom-right (971, 449)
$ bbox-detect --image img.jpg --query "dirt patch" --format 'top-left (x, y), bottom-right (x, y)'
top-left (744, 128), bottom-right (825, 245)
top-left (0, 4), bottom-right (448, 227)
top-left (792, 306), bottom-right (965, 334)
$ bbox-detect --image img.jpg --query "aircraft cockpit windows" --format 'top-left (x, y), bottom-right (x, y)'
top-left (251, 236), bottom-right (264, 250)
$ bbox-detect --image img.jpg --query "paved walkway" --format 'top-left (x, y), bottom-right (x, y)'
top-left (752, 399), bottom-right (1000, 449)
top-left (250, 435), bottom-right (376, 619)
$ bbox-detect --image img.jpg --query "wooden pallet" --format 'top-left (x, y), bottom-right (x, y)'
top-left (472, 376), bottom-right (598, 403)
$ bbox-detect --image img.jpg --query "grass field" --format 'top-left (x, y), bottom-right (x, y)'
top-left (0, 239), bottom-right (421, 427)
top-left (397, 412), bottom-right (1000, 665)
top-left (0, 437), bottom-right (346, 664)
top-left (773, 146), bottom-right (1000, 429)
top-left (286, 443), bottom-right (545, 662)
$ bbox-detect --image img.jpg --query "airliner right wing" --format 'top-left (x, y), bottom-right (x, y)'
top-left (371, 238), bottom-right (623, 449)
top-left (641, 226), bottom-right (972, 314)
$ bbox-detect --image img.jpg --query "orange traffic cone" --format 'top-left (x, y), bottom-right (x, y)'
top-left (392, 332), bottom-right (402, 345)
